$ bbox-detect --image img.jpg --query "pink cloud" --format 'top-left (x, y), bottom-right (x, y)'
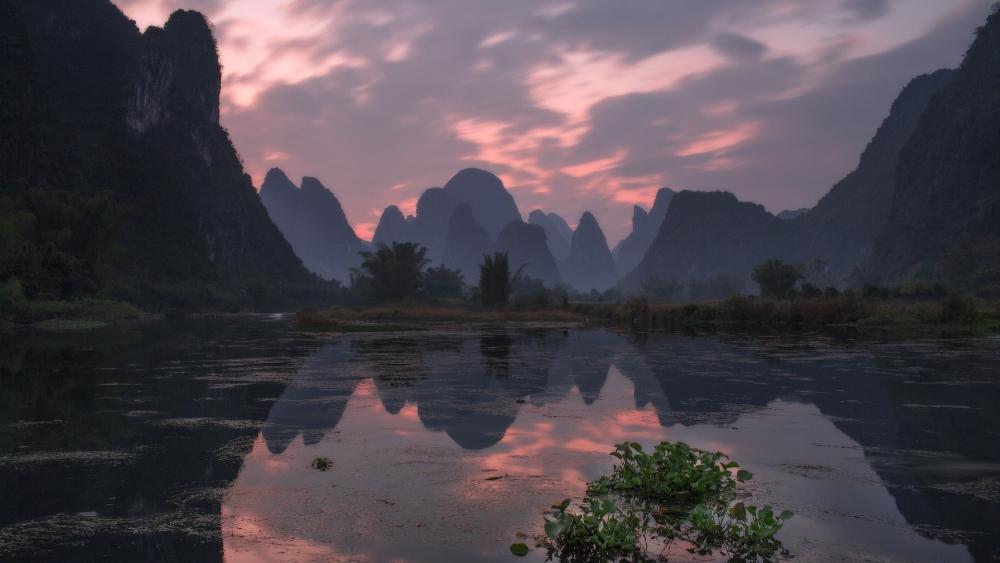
top-left (110, 0), bottom-right (994, 244)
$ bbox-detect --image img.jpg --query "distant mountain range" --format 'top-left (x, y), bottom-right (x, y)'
top-left (561, 212), bottom-right (618, 293)
top-left (529, 210), bottom-right (573, 262)
top-left (4, 1), bottom-right (997, 308)
top-left (623, 10), bottom-right (1000, 294)
top-left (260, 168), bottom-right (367, 284)
top-left (612, 188), bottom-right (675, 276)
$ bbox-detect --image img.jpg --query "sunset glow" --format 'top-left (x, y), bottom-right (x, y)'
top-left (112, 0), bottom-right (993, 241)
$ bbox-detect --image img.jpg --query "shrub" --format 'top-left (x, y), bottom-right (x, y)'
top-left (752, 260), bottom-right (803, 298)
top-left (422, 265), bottom-right (464, 300)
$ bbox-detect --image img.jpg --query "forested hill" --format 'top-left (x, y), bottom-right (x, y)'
top-left (0, 0), bottom-right (331, 312)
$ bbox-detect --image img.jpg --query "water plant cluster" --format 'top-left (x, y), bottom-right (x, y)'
top-left (517, 441), bottom-right (792, 562)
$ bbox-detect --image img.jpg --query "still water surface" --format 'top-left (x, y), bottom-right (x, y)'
top-left (1, 318), bottom-right (998, 562)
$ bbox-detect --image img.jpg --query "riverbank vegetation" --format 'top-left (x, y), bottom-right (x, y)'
top-left (295, 244), bottom-right (1000, 336)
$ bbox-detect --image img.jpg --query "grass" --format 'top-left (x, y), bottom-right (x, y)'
top-left (573, 295), bottom-right (1000, 337)
top-left (31, 319), bottom-right (110, 331)
top-left (294, 296), bottom-right (1000, 337)
top-left (3, 298), bottom-right (143, 330)
top-left (293, 304), bottom-right (584, 331)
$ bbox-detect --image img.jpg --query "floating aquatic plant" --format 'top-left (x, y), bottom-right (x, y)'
top-left (311, 457), bottom-right (333, 471)
top-left (532, 440), bottom-right (792, 562)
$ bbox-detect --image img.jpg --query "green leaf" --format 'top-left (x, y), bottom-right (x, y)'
top-left (736, 469), bottom-right (753, 481)
top-left (730, 502), bottom-right (747, 521)
top-left (780, 510), bottom-right (794, 520)
top-left (509, 543), bottom-right (529, 557)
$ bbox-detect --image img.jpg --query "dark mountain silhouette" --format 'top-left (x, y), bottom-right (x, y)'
top-left (623, 191), bottom-right (792, 289)
top-left (442, 204), bottom-right (492, 282)
top-left (793, 69), bottom-right (955, 283)
top-left (0, 2), bottom-right (326, 309)
top-left (613, 188), bottom-right (675, 276)
top-left (868, 11), bottom-right (1000, 288)
top-left (408, 187), bottom-right (461, 263)
top-left (547, 212), bottom-right (574, 244)
top-left (528, 210), bottom-right (571, 261)
top-left (372, 205), bottom-right (411, 246)
top-left (259, 168), bottom-right (366, 283)
top-left (368, 169), bottom-right (524, 267)
top-left (441, 168), bottom-right (521, 239)
top-left (561, 212), bottom-right (619, 292)
top-left (493, 222), bottom-right (561, 285)
top-left (776, 208), bottom-right (810, 220)
top-left (623, 67), bottom-right (955, 292)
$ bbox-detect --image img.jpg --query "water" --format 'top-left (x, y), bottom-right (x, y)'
top-left (1, 318), bottom-right (998, 562)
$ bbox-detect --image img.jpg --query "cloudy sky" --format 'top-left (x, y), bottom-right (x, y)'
top-left (113, 0), bottom-right (993, 243)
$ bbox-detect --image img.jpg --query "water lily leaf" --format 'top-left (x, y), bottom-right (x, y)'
top-left (509, 543), bottom-right (529, 557)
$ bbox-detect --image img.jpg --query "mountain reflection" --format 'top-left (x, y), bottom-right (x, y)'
top-left (254, 328), bottom-right (1000, 561)
top-left (3, 322), bottom-right (999, 561)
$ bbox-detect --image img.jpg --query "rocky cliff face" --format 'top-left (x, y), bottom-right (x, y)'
top-left (442, 205), bottom-right (492, 282)
top-left (493, 222), bottom-right (561, 286)
top-left (0, 1), bottom-right (325, 309)
top-left (793, 69), bottom-right (955, 284)
top-left (868, 10), bottom-right (1000, 288)
top-left (561, 212), bottom-right (618, 293)
top-left (528, 210), bottom-right (571, 262)
top-left (259, 168), bottom-right (367, 283)
top-left (623, 191), bottom-right (793, 290)
top-left (613, 188), bottom-right (675, 276)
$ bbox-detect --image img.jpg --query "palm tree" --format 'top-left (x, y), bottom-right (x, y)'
top-left (352, 242), bottom-right (429, 302)
top-left (479, 252), bottom-right (524, 310)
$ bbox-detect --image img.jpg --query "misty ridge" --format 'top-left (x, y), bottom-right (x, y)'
top-left (1, 0), bottom-right (999, 316)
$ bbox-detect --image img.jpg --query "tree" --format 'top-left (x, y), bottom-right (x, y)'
top-left (423, 265), bottom-right (465, 299)
top-left (351, 242), bottom-right (429, 302)
top-left (479, 252), bottom-right (524, 310)
top-left (752, 260), bottom-right (803, 298)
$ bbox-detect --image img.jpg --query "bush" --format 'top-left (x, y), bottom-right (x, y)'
top-left (423, 265), bottom-right (464, 300)
top-left (0, 277), bottom-right (27, 316)
top-left (752, 260), bottom-right (802, 298)
top-left (939, 296), bottom-right (978, 323)
top-left (800, 282), bottom-right (822, 299)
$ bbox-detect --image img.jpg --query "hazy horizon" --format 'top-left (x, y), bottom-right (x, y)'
top-left (112, 0), bottom-right (995, 243)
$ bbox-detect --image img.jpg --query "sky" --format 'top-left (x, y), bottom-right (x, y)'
top-left (112, 0), bottom-right (995, 243)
